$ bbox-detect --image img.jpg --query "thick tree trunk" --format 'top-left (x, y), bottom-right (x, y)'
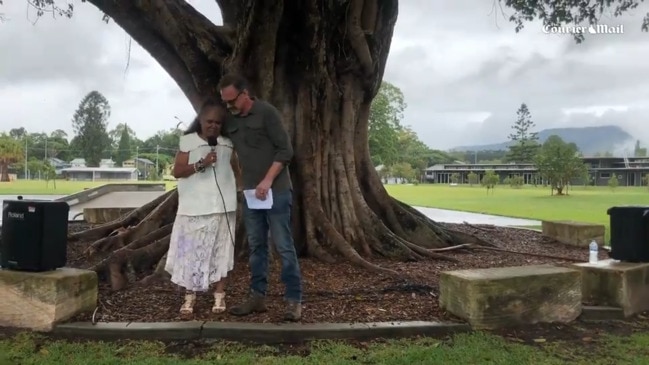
top-left (73, 0), bottom-right (490, 289)
top-left (0, 163), bottom-right (9, 182)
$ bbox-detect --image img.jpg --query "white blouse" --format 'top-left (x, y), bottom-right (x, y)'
top-left (176, 133), bottom-right (237, 216)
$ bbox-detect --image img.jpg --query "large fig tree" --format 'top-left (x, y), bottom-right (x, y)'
top-left (10, 0), bottom-right (647, 290)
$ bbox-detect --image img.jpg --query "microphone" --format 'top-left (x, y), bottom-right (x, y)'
top-left (207, 136), bottom-right (218, 150)
top-left (207, 136), bottom-right (218, 170)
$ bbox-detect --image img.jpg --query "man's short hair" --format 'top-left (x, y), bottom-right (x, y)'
top-left (218, 73), bottom-right (248, 92)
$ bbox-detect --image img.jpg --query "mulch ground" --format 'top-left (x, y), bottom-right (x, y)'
top-left (66, 222), bottom-right (607, 324)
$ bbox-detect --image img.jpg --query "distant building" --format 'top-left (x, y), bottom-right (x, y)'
top-left (69, 158), bottom-right (86, 167)
top-left (61, 167), bottom-right (138, 181)
top-left (46, 157), bottom-right (70, 175)
top-left (99, 158), bottom-right (116, 168)
top-left (423, 156), bottom-right (649, 187)
top-left (123, 157), bottom-right (155, 179)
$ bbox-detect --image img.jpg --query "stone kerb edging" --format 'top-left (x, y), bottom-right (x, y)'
top-left (53, 321), bottom-right (471, 343)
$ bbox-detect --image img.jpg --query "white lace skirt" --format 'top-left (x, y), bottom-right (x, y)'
top-left (164, 212), bottom-right (236, 292)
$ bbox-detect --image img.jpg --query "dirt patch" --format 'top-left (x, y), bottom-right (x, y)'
top-left (64, 222), bottom-right (607, 324)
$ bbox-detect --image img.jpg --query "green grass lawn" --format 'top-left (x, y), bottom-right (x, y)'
top-left (386, 184), bottom-right (649, 234)
top-left (0, 180), bottom-right (177, 195)
top-left (2, 330), bottom-right (648, 364)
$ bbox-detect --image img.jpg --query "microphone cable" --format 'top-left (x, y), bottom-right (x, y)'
top-left (208, 143), bottom-right (235, 248)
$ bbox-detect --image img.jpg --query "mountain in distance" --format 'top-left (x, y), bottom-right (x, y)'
top-left (450, 125), bottom-right (635, 155)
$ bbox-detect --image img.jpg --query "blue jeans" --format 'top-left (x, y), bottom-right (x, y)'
top-left (243, 189), bottom-right (302, 302)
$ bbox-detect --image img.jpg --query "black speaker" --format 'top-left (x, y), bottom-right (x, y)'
top-left (0, 198), bottom-right (69, 272)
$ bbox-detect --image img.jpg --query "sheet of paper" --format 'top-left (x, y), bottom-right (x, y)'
top-left (243, 188), bottom-right (273, 209)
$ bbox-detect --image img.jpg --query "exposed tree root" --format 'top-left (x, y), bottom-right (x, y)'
top-left (104, 235), bottom-right (171, 291)
top-left (84, 190), bottom-right (178, 257)
top-left (69, 189), bottom-right (175, 242)
top-left (140, 252), bottom-right (171, 286)
top-left (82, 190), bottom-right (177, 290)
top-left (429, 243), bottom-right (583, 262)
top-left (90, 223), bottom-right (173, 273)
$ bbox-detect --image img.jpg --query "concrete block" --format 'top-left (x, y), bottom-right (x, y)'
top-left (0, 268), bottom-right (98, 331)
top-left (542, 220), bottom-right (605, 247)
top-left (439, 265), bottom-right (582, 329)
top-left (573, 259), bottom-right (649, 317)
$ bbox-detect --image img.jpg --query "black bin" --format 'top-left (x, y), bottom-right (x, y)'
top-left (607, 206), bottom-right (649, 263)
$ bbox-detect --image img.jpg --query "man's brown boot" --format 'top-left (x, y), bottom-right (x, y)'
top-left (229, 292), bottom-right (267, 316)
top-left (284, 301), bottom-right (302, 321)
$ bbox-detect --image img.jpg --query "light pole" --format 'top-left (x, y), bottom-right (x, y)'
top-left (24, 137), bottom-right (28, 179)
top-left (155, 145), bottom-right (159, 174)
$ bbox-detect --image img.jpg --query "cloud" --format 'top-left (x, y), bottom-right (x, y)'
top-left (1, 0), bottom-right (648, 152)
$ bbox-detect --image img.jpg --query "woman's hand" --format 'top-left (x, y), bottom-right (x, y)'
top-left (204, 151), bottom-right (217, 166)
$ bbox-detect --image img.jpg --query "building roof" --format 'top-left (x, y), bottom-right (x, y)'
top-left (47, 157), bottom-right (66, 164)
top-left (135, 157), bottom-right (155, 164)
top-left (61, 167), bottom-right (137, 173)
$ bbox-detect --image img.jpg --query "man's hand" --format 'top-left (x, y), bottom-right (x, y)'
top-left (255, 178), bottom-right (272, 200)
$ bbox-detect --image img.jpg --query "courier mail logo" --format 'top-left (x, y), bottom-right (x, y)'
top-left (542, 24), bottom-right (624, 35)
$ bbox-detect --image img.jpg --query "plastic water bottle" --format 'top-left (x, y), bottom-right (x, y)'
top-left (589, 240), bottom-right (599, 264)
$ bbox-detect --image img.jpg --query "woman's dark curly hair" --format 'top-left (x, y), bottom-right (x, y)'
top-left (183, 98), bottom-right (226, 135)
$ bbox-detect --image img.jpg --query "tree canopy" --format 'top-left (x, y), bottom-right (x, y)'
top-left (0, 133), bottom-right (24, 181)
top-left (535, 135), bottom-right (588, 195)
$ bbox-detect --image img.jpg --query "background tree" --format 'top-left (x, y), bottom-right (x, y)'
top-left (481, 169), bottom-right (500, 194)
top-left (608, 174), bottom-right (619, 190)
top-left (9, 127), bottom-right (27, 140)
top-left (582, 170), bottom-right (592, 188)
top-left (115, 125), bottom-right (132, 166)
top-left (368, 82), bottom-right (405, 167)
top-left (534, 135), bottom-right (587, 195)
top-left (43, 160), bottom-right (57, 188)
top-left (508, 175), bottom-right (524, 189)
top-left (467, 172), bottom-right (479, 186)
top-left (367, 83), bottom-right (449, 182)
top-left (45, 130), bottom-right (72, 162)
top-left (643, 174), bottom-right (649, 190)
top-left (109, 123), bottom-right (137, 147)
top-left (506, 103), bottom-right (539, 163)
top-left (450, 173), bottom-right (460, 184)
top-left (139, 129), bottom-right (180, 160)
top-left (634, 140), bottom-right (647, 157)
top-left (139, 152), bottom-right (173, 176)
top-left (26, 159), bottom-right (45, 179)
top-left (71, 91), bottom-right (111, 166)
top-left (0, 134), bottom-right (24, 182)
top-left (390, 162), bottom-right (416, 183)
top-left (396, 127), bottom-right (435, 181)
top-left (16, 0), bottom-right (647, 289)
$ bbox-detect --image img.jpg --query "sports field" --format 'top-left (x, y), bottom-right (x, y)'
top-left (386, 184), bottom-right (649, 231)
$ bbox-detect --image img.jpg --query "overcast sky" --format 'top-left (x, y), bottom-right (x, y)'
top-left (1, 0), bottom-right (648, 151)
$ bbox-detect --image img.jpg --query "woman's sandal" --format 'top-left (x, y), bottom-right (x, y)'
top-left (212, 292), bottom-right (226, 313)
top-left (180, 293), bottom-right (196, 316)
